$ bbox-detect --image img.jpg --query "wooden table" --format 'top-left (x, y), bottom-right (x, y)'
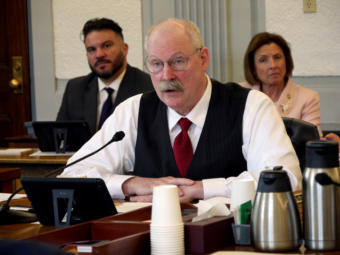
top-left (0, 168), bottom-right (20, 192)
top-left (0, 149), bottom-right (70, 177)
top-left (1, 198), bottom-right (339, 254)
top-left (5, 135), bottom-right (38, 148)
top-left (0, 198), bottom-right (54, 240)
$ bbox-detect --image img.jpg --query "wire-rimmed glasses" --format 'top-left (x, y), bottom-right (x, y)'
top-left (145, 48), bottom-right (202, 74)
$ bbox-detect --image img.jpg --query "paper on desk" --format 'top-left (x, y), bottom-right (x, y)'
top-left (115, 202), bottom-right (151, 213)
top-left (192, 196), bottom-right (231, 222)
top-left (0, 148), bottom-right (33, 156)
top-left (0, 193), bottom-right (26, 202)
top-left (30, 150), bottom-right (74, 157)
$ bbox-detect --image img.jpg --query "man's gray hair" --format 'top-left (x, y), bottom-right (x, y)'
top-left (145, 18), bottom-right (203, 50)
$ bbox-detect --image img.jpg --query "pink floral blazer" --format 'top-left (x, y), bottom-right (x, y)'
top-left (239, 79), bottom-right (322, 136)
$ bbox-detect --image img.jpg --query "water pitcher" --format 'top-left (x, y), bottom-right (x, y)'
top-left (303, 140), bottom-right (340, 250)
top-left (251, 170), bottom-right (302, 251)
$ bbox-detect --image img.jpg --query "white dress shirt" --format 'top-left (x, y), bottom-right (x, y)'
top-left (61, 77), bottom-right (302, 199)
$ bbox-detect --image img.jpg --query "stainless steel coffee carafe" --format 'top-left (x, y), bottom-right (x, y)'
top-left (303, 140), bottom-right (340, 250)
top-left (251, 170), bottom-right (302, 252)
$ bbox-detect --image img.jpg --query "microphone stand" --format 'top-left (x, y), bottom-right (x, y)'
top-left (45, 130), bottom-right (125, 178)
top-left (0, 131), bottom-right (125, 225)
top-left (0, 186), bottom-right (36, 224)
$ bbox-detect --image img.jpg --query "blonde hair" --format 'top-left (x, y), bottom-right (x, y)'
top-left (145, 18), bottom-right (203, 50)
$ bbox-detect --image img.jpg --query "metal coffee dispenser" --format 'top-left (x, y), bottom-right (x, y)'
top-left (251, 170), bottom-right (302, 251)
top-left (303, 140), bottom-right (340, 250)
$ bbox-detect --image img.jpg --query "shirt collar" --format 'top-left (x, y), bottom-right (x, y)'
top-left (168, 74), bottom-right (212, 131)
top-left (98, 68), bottom-right (126, 91)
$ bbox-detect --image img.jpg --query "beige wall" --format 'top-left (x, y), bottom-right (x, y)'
top-left (29, 0), bottom-right (340, 130)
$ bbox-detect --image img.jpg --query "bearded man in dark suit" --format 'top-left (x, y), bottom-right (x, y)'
top-left (57, 18), bottom-right (153, 134)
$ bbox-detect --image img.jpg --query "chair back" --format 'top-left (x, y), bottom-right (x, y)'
top-left (282, 117), bottom-right (320, 171)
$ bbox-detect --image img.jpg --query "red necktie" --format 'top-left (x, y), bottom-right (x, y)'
top-left (173, 118), bottom-right (193, 177)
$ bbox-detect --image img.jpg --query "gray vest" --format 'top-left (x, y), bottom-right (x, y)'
top-left (133, 81), bottom-right (249, 179)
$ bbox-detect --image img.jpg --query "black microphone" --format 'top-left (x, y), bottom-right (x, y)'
top-left (315, 173), bottom-right (340, 186)
top-left (45, 130), bottom-right (125, 177)
top-left (0, 131), bottom-right (125, 225)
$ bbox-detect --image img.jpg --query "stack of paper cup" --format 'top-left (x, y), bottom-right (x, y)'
top-left (150, 185), bottom-right (184, 255)
top-left (230, 179), bottom-right (256, 211)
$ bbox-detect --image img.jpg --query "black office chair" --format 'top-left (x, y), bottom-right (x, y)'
top-left (282, 117), bottom-right (320, 171)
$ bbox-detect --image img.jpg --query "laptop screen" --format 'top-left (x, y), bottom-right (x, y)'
top-left (21, 177), bottom-right (117, 226)
top-left (32, 121), bottom-right (92, 153)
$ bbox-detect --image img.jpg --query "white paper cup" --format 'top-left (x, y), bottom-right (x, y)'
top-left (150, 219), bottom-right (184, 254)
top-left (151, 185), bottom-right (183, 226)
top-left (150, 186), bottom-right (185, 254)
top-left (230, 179), bottom-right (255, 211)
top-left (150, 225), bottom-right (184, 239)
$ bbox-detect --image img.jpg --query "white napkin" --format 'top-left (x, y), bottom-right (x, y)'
top-left (192, 197), bottom-right (231, 222)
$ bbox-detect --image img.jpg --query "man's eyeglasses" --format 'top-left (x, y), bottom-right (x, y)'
top-left (145, 48), bottom-right (202, 74)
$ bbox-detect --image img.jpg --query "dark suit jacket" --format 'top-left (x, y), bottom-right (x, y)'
top-left (57, 65), bottom-right (153, 134)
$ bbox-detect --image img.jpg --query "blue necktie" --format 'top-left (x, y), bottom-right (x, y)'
top-left (98, 87), bottom-right (114, 129)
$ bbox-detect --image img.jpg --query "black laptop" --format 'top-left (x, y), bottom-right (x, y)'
top-left (32, 121), bottom-right (92, 153)
top-left (21, 177), bottom-right (117, 227)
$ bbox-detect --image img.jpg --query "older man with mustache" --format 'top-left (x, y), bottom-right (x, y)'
top-left (61, 18), bottom-right (301, 203)
top-left (57, 18), bottom-right (153, 135)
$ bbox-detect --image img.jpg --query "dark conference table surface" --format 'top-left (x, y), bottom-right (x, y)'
top-left (1, 198), bottom-right (340, 255)
top-left (0, 198), bottom-right (54, 239)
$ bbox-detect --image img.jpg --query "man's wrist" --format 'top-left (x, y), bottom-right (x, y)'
top-left (194, 181), bottom-right (204, 200)
top-left (122, 176), bottom-right (136, 196)
top-left (202, 178), bottom-right (228, 199)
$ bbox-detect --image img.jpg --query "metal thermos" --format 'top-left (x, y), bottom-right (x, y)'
top-left (251, 170), bottom-right (302, 252)
top-left (303, 140), bottom-right (340, 250)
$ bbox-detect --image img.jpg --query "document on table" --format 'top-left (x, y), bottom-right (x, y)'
top-left (115, 202), bottom-right (151, 213)
top-left (0, 148), bottom-right (33, 156)
top-left (0, 193), bottom-right (26, 202)
top-left (30, 150), bottom-right (74, 156)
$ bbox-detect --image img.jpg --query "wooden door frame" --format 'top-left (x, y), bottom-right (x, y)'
top-left (0, 0), bottom-right (31, 146)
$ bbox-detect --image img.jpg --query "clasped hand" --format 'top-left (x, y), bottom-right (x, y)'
top-left (122, 176), bottom-right (203, 203)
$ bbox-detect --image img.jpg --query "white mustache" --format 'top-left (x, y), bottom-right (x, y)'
top-left (158, 80), bottom-right (184, 92)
